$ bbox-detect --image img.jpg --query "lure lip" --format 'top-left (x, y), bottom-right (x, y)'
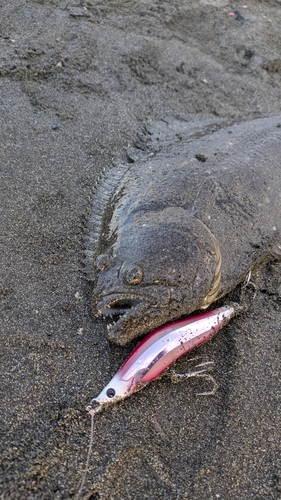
top-left (87, 303), bottom-right (242, 413)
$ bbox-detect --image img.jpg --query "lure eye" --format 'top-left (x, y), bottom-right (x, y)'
top-left (106, 388), bottom-right (116, 398)
top-left (123, 266), bottom-right (143, 285)
top-left (94, 253), bottom-right (110, 272)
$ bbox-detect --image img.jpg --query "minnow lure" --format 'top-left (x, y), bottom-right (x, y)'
top-left (87, 303), bottom-right (241, 415)
top-left (76, 304), bottom-right (242, 499)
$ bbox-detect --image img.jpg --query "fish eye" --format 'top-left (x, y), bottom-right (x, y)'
top-left (106, 388), bottom-right (116, 398)
top-left (123, 266), bottom-right (143, 285)
top-left (94, 253), bottom-right (110, 272)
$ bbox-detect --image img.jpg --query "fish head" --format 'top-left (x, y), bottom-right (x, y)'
top-left (93, 208), bottom-right (221, 345)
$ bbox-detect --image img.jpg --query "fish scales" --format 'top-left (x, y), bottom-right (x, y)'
top-left (86, 116), bottom-right (281, 345)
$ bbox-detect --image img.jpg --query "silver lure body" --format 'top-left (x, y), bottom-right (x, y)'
top-left (88, 304), bottom-right (240, 414)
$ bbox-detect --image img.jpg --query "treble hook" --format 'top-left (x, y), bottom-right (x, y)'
top-left (168, 358), bottom-right (219, 396)
top-left (241, 270), bottom-right (257, 300)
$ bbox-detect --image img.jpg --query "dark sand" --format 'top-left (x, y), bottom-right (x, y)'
top-left (1, 1), bottom-right (281, 499)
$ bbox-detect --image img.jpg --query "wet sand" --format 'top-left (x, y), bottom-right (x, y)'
top-left (1, 1), bottom-right (280, 499)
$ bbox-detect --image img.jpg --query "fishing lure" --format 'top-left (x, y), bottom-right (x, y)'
top-left (87, 303), bottom-right (241, 416)
top-left (76, 303), bottom-right (242, 499)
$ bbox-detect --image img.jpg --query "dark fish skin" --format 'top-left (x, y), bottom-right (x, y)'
top-left (86, 116), bottom-right (281, 345)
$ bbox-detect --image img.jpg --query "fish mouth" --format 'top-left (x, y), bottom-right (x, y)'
top-left (97, 296), bottom-right (146, 316)
top-left (94, 293), bottom-right (157, 344)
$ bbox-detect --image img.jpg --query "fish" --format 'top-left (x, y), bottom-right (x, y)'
top-left (85, 116), bottom-right (281, 345)
top-left (87, 303), bottom-right (241, 414)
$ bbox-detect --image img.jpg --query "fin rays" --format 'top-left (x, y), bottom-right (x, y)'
top-left (84, 164), bottom-right (129, 280)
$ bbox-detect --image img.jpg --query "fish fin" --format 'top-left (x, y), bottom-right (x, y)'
top-left (146, 115), bottom-right (224, 151)
top-left (126, 127), bottom-right (155, 162)
top-left (84, 164), bottom-right (129, 280)
top-left (191, 176), bottom-right (219, 223)
top-left (127, 116), bottom-right (223, 161)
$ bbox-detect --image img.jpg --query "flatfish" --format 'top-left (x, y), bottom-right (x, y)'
top-left (85, 116), bottom-right (281, 345)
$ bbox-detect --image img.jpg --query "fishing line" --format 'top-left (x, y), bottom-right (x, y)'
top-left (75, 411), bottom-right (95, 500)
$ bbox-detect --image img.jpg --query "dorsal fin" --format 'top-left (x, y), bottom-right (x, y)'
top-left (84, 164), bottom-right (129, 280)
